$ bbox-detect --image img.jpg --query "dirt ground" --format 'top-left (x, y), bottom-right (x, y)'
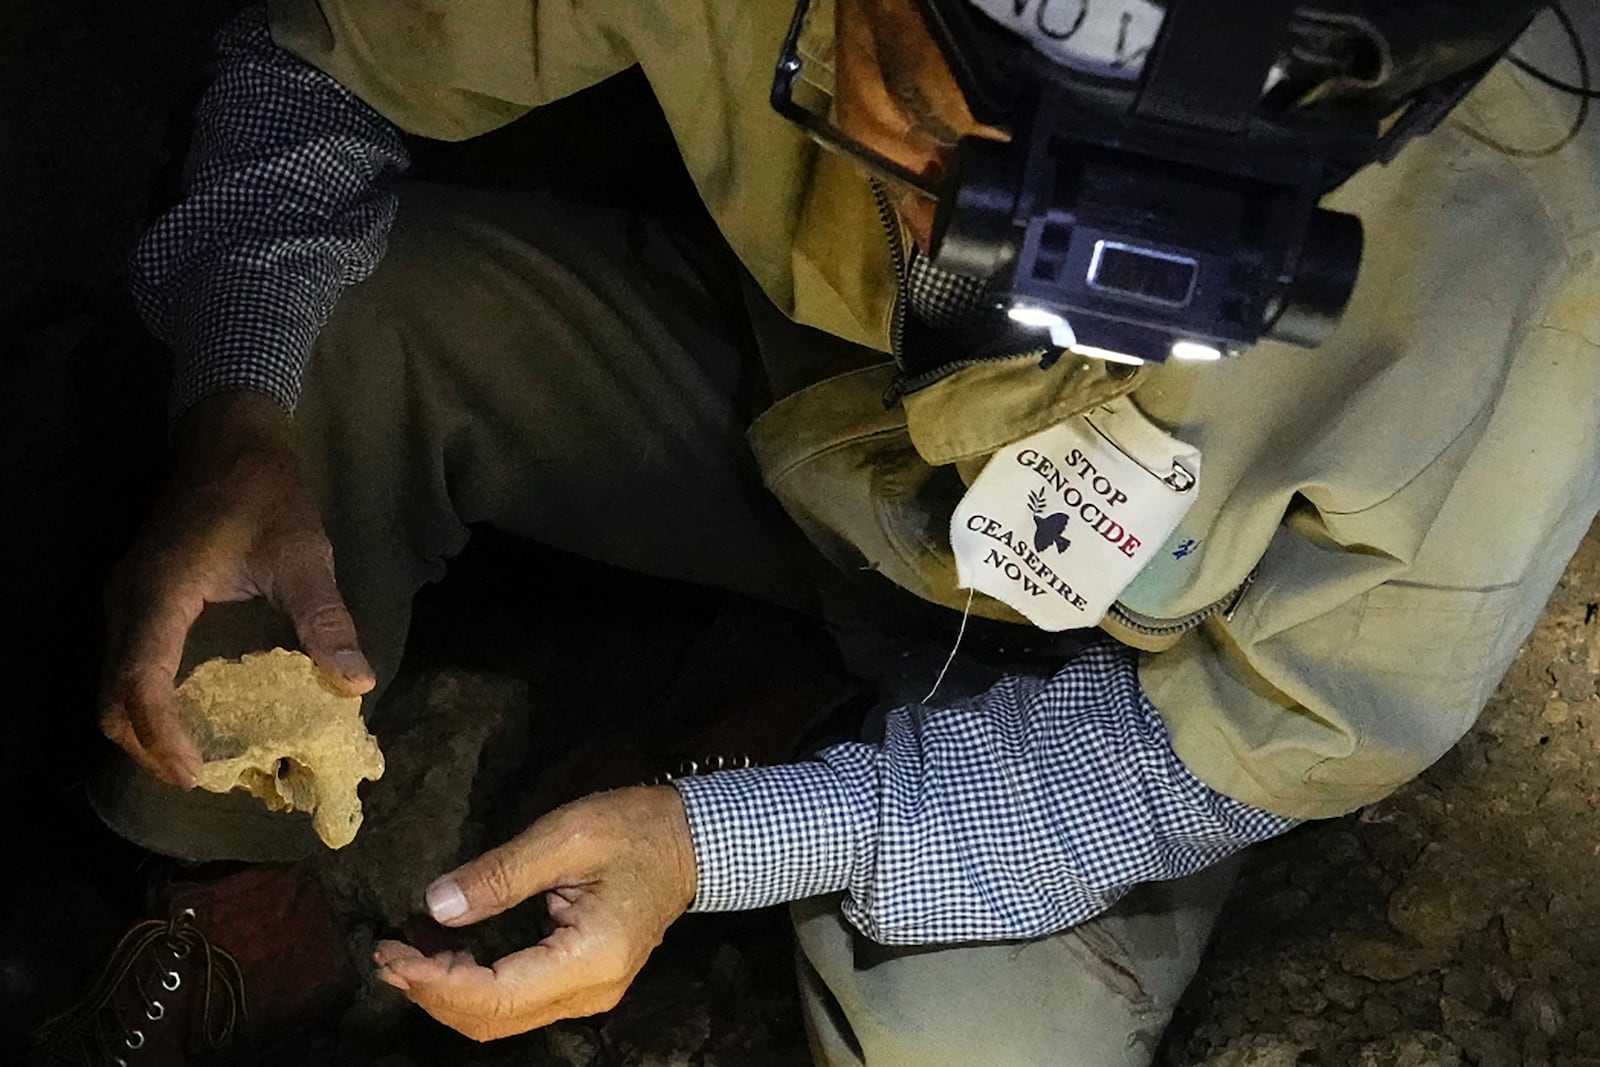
top-left (1160, 525), bottom-right (1600, 1067)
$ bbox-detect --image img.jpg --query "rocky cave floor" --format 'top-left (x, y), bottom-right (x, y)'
top-left (265, 523), bottom-right (1600, 1067)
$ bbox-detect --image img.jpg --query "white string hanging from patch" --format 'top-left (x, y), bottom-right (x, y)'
top-left (923, 586), bottom-right (976, 703)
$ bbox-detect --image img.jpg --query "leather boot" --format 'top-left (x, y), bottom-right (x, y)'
top-left (29, 864), bottom-right (354, 1066)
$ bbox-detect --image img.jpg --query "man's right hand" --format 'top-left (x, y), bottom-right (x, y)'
top-left (100, 391), bottom-right (375, 788)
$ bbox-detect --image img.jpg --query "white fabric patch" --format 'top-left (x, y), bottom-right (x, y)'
top-left (965, 0), bottom-right (1165, 81)
top-left (950, 398), bottom-right (1200, 630)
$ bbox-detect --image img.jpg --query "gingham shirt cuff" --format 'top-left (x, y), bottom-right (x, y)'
top-left (672, 643), bottom-right (1298, 945)
top-left (165, 268), bottom-right (344, 416)
top-left (675, 759), bottom-right (871, 913)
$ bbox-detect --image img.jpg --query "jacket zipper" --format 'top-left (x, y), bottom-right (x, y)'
top-left (870, 179), bottom-right (910, 369)
top-left (870, 180), bottom-right (1048, 404)
top-left (1106, 570), bottom-right (1256, 638)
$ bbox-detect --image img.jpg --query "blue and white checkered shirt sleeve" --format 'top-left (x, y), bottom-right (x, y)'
top-left (673, 641), bottom-right (1298, 945)
top-left (131, 6), bottom-right (408, 419)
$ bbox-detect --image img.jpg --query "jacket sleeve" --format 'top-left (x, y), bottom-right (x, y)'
top-left (1142, 290), bottom-right (1600, 820)
top-left (1128, 61), bottom-right (1600, 821)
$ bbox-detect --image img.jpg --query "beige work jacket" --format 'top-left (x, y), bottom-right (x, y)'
top-left (267, 0), bottom-right (1600, 819)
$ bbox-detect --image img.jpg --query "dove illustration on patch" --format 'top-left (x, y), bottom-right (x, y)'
top-left (950, 397), bottom-right (1201, 631)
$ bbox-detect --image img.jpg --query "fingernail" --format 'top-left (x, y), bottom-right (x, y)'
top-left (334, 649), bottom-right (372, 678)
top-left (377, 968), bottom-right (410, 992)
top-left (426, 878), bottom-right (467, 923)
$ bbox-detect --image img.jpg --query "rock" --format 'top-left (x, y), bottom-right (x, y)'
top-left (1444, 734), bottom-right (1490, 779)
top-left (1440, 968), bottom-right (1494, 1013)
top-left (1191, 1033), bottom-right (1308, 1067)
top-left (1261, 887), bottom-right (1312, 924)
top-left (1540, 745), bottom-right (1585, 774)
top-left (1218, 1009), bottom-right (1248, 1042)
top-left (1324, 971), bottom-right (1370, 1012)
top-left (1514, 984), bottom-right (1566, 1038)
top-left (659, 1005), bottom-right (713, 1057)
top-left (1362, 996), bottom-right (1405, 1035)
top-left (1439, 994), bottom-right (1484, 1035)
top-left (336, 969), bottom-right (419, 1056)
top-left (1391, 980), bottom-right (1446, 1029)
top-left (1539, 785), bottom-right (1588, 818)
top-left (315, 670), bottom-right (529, 924)
top-left (1485, 964), bottom-right (1520, 1004)
top-left (1547, 657), bottom-right (1597, 704)
top-left (715, 1019), bottom-right (774, 1058)
top-left (1503, 905), bottom-right (1576, 974)
top-left (1387, 848), bottom-right (1505, 950)
top-left (1286, 988), bottom-right (1328, 1016)
top-left (1285, 1015), bottom-right (1328, 1046)
top-left (1276, 960), bottom-right (1317, 994)
top-left (1333, 931), bottom-right (1446, 981)
top-left (1459, 1029), bottom-right (1521, 1067)
top-left (1320, 829), bottom-right (1366, 864)
top-left (1441, 996), bottom-right (1520, 1067)
top-left (1353, 1031), bottom-right (1463, 1067)
top-left (544, 1024), bottom-right (601, 1067)
top-left (1571, 924), bottom-right (1600, 966)
top-left (1288, 858), bottom-right (1332, 892)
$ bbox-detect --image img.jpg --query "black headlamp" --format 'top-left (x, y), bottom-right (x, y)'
top-left (775, 0), bottom-right (1546, 365)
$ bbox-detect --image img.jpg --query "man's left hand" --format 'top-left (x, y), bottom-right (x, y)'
top-left (372, 785), bottom-right (697, 1041)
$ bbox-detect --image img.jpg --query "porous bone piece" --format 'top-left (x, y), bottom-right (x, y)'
top-left (173, 649), bottom-right (385, 848)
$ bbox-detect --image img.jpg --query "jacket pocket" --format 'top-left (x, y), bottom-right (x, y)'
top-left (748, 363), bottom-right (1027, 622)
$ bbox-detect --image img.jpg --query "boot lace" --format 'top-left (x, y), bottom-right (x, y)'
top-left (30, 908), bottom-right (245, 1066)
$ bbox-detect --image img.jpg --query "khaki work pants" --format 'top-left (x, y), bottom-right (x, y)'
top-left (93, 184), bottom-right (1236, 1066)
